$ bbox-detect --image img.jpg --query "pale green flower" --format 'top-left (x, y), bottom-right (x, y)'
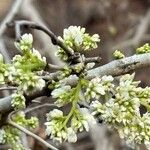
top-left (51, 86), bottom-right (71, 98)
top-left (9, 68), bottom-right (45, 94)
top-left (16, 33), bottom-right (33, 51)
top-left (32, 48), bottom-right (46, 63)
top-left (91, 73), bottom-right (150, 149)
top-left (71, 113), bottom-right (89, 132)
top-left (136, 43), bottom-right (150, 54)
top-left (51, 85), bottom-right (72, 106)
top-left (113, 50), bottom-right (125, 59)
top-left (45, 109), bottom-right (68, 143)
top-left (21, 33), bottom-right (33, 44)
top-left (85, 62), bottom-right (95, 70)
top-left (83, 33), bottom-right (100, 50)
top-left (48, 109), bottom-right (63, 118)
top-left (85, 76), bottom-right (114, 101)
top-left (57, 26), bottom-right (100, 61)
top-left (67, 128), bottom-right (77, 143)
top-left (11, 93), bottom-right (26, 110)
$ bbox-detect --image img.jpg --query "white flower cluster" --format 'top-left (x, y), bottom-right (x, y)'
top-left (11, 93), bottom-right (26, 110)
top-left (45, 108), bottom-right (91, 143)
top-left (71, 108), bottom-right (92, 132)
top-left (45, 109), bottom-right (77, 143)
top-left (62, 26), bottom-right (86, 48)
top-left (91, 73), bottom-right (150, 149)
top-left (113, 50), bottom-right (125, 59)
top-left (85, 75), bottom-right (114, 101)
top-left (14, 34), bottom-right (46, 66)
top-left (57, 26), bottom-right (100, 61)
top-left (2, 126), bottom-right (23, 150)
top-left (9, 68), bottom-right (45, 94)
top-left (7, 34), bottom-right (47, 95)
top-left (51, 85), bottom-right (72, 106)
top-left (13, 111), bottom-right (39, 129)
top-left (15, 33), bottom-right (33, 51)
top-left (32, 48), bottom-right (46, 64)
top-left (136, 43), bottom-right (150, 54)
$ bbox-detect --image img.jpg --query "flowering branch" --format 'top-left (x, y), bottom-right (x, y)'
top-left (0, 23), bottom-right (150, 149)
top-left (7, 111), bottom-right (59, 150)
top-left (1, 53), bottom-right (150, 114)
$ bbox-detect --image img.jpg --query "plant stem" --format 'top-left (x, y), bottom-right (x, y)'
top-left (62, 80), bottom-right (81, 128)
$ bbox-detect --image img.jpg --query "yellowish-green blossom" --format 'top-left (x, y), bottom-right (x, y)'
top-left (136, 43), bottom-right (150, 54)
top-left (113, 50), bottom-right (125, 59)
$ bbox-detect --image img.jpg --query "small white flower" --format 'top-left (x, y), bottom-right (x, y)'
top-left (11, 93), bottom-right (26, 110)
top-left (80, 108), bottom-right (96, 131)
top-left (21, 33), bottom-right (33, 45)
top-left (51, 85), bottom-right (71, 98)
top-left (36, 78), bottom-right (45, 91)
top-left (32, 48), bottom-right (46, 63)
top-left (91, 34), bottom-right (100, 42)
top-left (91, 100), bottom-right (101, 108)
top-left (85, 62), bottom-right (95, 70)
top-left (48, 109), bottom-right (63, 119)
top-left (63, 26), bottom-right (85, 46)
top-left (67, 128), bottom-right (77, 143)
top-left (145, 141), bottom-right (150, 150)
top-left (102, 75), bottom-right (114, 82)
top-left (94, 85), bottom-right (105, 95)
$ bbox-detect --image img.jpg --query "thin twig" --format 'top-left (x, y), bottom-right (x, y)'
top-left (0, 38), bottom-right (11, 63)
top-left (7, 20), bottom-right (74, 57)
top-left (21, 0), bottom-right (63, 65)
top-left (113, 9), bottom-right (150, 50)
top-left (7, 111), bottom-right (59, 150)
top-left (0, 0), bottom-right (23, 36)
top-left (47, 56), bottom-right (101, 71)
top-left (25, 103), bottom-right (56, 113)
top-left (84, 57), bottom-right (101, 63)
top-left (0, 86), bottom-right (17, 91)
top-left (47, 63), bottom-right (64, 70)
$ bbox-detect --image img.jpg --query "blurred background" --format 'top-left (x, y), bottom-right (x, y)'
top-left (0, 0), bottom-right (150, 150)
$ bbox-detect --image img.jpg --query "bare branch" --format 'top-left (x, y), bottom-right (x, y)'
top-left (21, 0), bottom-right (63, 65)
top-left (0, 86), bottom-right (17, 91)
top-left (25, 103), bottom-right (56, 114)
top-left (87, 53), bottom-right (150, 78)
top-left (1, 53), bottom-right (150, 114)
top-left (0, 96), bottom-right (12, 113)
top-left (47, 64), bottom-right (64, 70)
top-left (0, 86), bottom-right (48, 114)
top-left (7, 112), bottom-right (59, 150)
top-left (84, 56), bottom-right (101, 63)
top-left (0, 0), bottom-right (23, 36)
